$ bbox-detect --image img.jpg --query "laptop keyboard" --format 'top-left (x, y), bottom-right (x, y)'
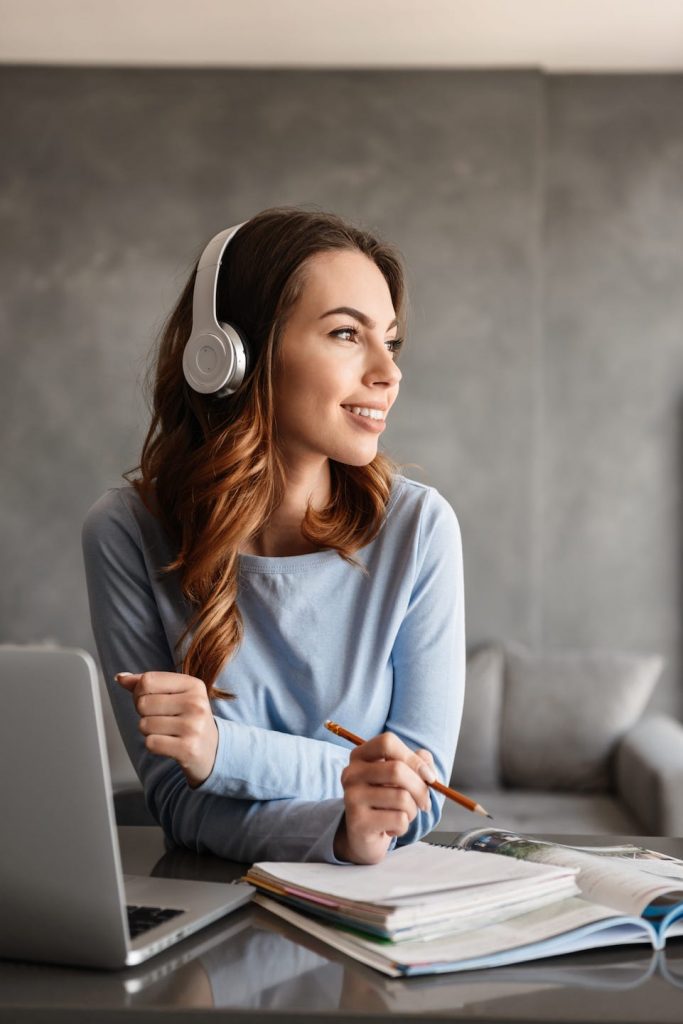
top-left (126, 904), bottom-right (184, 939)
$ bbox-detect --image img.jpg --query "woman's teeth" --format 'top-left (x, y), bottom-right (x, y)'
top-left (343, 406), bottom-right (385, 421)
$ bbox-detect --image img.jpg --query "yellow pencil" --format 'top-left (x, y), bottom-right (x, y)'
top-left (324, 720), bottom-right (492, 819)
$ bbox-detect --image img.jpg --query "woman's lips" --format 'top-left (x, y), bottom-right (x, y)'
top-left (342, 407), bottom-right (386, 433)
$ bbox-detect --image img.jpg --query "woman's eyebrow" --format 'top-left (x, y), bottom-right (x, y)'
top-left (318, 306), bottom-right (399, 330)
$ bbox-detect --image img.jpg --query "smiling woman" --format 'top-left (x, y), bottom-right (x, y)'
top-left (81, 206), bottom-right (465, 866)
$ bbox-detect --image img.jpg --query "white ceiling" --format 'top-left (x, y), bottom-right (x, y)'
top-left (2, 0), bottom-right (683, 71)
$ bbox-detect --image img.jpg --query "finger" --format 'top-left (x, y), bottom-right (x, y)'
top-left (383, 813), bottom-right (413, 838)
top-left (143, 733), bottom-right (183, 760)
top-left (139, 715), bottom-right (186, 738)
top-left (409, 749), bottom-right (437, 784)
top-left (415, 747), bottom-right (435, 767)
top-left (343, 760), bottom-right (430, 812)
top-left (349, 733), bottom-right (437, 785)
top-left (368, 760), bottom-right (431, 811)
top-left (363, 783), bottom-right (419, 819)
top-left (135, 692), bottom-right (187, 718)
top-left (348, 803), bottom-right (413, 839)
top-left (349, 731), bottom-right (412, 764)
top-left (125, 671), bottom-right (198, 697)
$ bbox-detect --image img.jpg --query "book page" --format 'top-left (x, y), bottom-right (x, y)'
top-left (248, 842), bottom-right (575, 904)
top-left (453, 830), bottom-right (683, 917)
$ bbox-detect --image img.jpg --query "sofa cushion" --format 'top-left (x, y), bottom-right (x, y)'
top-left (436, 788), bottom-right (643, 836)
top-left (450, 644), bottom-right (504, 790)
top-left (500, 646), bottom-right (662, 792)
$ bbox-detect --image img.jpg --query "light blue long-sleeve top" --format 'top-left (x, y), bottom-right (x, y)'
top-left (81, 473), bottom-right (465, 864)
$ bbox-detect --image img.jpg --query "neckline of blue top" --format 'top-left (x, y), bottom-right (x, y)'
top-left (237, 477), bottom-right (404, 574)
top-left (237, 547), bottom-right (342, 573)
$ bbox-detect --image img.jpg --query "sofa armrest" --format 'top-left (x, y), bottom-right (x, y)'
top-left (614, 714), bottom-right (683, 836)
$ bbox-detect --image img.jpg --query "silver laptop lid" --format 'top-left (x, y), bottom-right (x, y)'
top-left (0, 645), bottom-right (130, 966)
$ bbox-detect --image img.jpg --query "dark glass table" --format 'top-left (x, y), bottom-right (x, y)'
top-left (1, 828), bottom-right (683, 1023)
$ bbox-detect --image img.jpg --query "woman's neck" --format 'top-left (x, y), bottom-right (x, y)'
top-left (240, 459), bottom-right (331, 558)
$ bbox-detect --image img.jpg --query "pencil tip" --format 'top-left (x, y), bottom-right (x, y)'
top-left (486, 813), bottom-right (494, 820)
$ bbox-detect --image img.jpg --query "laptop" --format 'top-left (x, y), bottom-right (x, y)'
top-left (0, 645), bottom-right (253, 968)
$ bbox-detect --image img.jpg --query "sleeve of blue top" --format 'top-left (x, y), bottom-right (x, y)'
top-left (200, 720), bottom-right (349, 800)
top-left (82, 497), bottom-right (348, 863)
top-left (386, 488), bottom-right (466, 843)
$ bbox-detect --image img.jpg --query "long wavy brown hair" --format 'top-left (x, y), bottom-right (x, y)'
top-left (126, 206), bottom-right (409, 698)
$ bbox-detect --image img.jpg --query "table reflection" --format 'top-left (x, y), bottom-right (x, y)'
top-left (119, 902), bottom-right (674, 1015)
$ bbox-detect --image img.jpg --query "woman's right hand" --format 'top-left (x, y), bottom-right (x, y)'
top-left (115, 670), bottom-right (219, 789)
top-left (333, 732), bottom-right (436, 864)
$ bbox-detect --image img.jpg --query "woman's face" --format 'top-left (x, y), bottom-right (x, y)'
top-left (272, 249), bottom-right (403, 471)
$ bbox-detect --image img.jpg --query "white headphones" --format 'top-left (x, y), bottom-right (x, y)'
top-left (182, 221), bottom-right (251, 397)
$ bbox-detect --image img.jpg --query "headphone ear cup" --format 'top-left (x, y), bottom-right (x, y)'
top-left (214, 321), bottom-right (249, 397)
top-left (182, 321), bottom-right (250, 397)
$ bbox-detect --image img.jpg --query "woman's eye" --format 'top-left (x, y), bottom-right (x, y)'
top-left (330, 327), bottom-right (404, 354)
top-left (331, 326), bottom-right (359, 342)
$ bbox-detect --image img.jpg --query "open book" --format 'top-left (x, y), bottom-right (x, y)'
top-left (246, 828), bottom-right (683, 977)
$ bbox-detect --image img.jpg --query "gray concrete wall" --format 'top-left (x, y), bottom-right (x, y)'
top-left (1, 67), bottom-right (681, 717)
top-left (541, 75), bottom-right (683, 716)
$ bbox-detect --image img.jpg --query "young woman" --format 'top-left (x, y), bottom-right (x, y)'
top-left (82, 206), bottom-right (465, 866)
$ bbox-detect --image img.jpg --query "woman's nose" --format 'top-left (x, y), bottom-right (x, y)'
top-left (367, 346), bottom-right (402, 387)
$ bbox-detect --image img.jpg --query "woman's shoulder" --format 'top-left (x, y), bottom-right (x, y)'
top-left (82, 485), bottom-right (163, 552)
top-left (388, 473), bottom-right (460, 534)
top-left (383, 475), bottom-right (462, 577)
top-left (83, 484), bottom-right (143, 526)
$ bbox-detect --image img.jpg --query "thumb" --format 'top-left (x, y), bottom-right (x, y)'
top-left (115, 671), bottom-right (141, 691)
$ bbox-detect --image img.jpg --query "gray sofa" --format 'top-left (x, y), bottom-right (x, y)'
top-left (436, 644), bottom-right (683, 837)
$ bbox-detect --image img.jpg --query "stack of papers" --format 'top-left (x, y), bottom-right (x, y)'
top-left (245, 843), bottom-right (580, 942)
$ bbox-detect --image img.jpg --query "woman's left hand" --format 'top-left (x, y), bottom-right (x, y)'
top-left (115, 671), bottom-right (218, 788)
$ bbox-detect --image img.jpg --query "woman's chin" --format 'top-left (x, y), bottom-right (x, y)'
top-left (334, 444), bottom-right (380, 468)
